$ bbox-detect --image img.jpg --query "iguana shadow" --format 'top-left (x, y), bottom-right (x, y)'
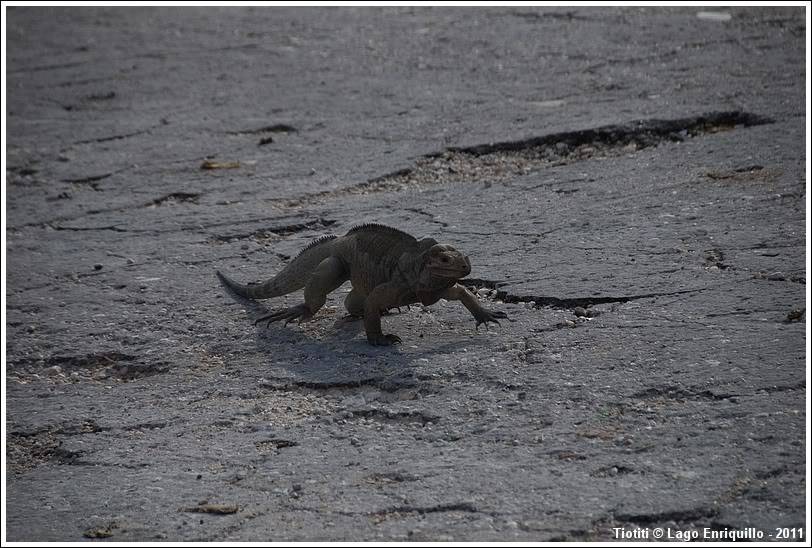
top-left (221, 284), bottom-right (494, 391)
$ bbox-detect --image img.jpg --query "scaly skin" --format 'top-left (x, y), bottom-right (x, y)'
top-left (216, 223), bottom-right (507, 345)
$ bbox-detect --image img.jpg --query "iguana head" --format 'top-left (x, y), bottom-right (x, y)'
top-left (423, 244), bottom-right (472, 279)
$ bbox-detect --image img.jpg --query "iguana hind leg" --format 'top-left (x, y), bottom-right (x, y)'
top-left (255, 256), bottom-right (348, 327)
top-left (344, 289), bottom-right (366, 317)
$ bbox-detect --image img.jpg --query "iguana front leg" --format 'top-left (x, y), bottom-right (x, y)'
top-left (364, 283), bottom-right (406, 346)
top-left (443, 284), bottom-right (508, 328)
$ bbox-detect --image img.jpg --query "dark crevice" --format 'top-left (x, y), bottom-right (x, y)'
top-left (12, 190), bottom-right (206, 231)
top-left (9, 352), bottom-right (168, 380)
top-left (65, 459), bottom-right (150, 469)
top-left (148, 192), bottom-right (201, 206)
top-left (344, 408), bottom-right (440, 425)
top-left (85, 91), bottom-right (116, 102)
top-left (461, 278), bottom-right (702, 310)
top-left (119, 421), bottom-right (170, 432)
top-left (61, 172), bottom-right (113, 185)
top-left (630, 386), bottom-right (736, 402)
top-left (444, 112), bottom-right (771, 157)
top-left (212, 218), bottom-right (336, 244)
top-left (260, 376), bottom-right (419, 394)
top-left (370, 502), bottom-right (479, 519)
top-left (403, 207), bottom-right (449, 227)
top-left (509, 10), bottom-right (591, 22)
top-left (630, 380), bottom-right (805, 402)
top-left (8, 60), bottom-right (86, 73)
top-left (73, 126), bottom-right (158, 145)
top-left (59, 165), bottom-right (131, 191)
top-left (74, 129), bottom-right (144, 145)
top-left (365, 471), bottom-right (419, 484)
top-left (271, 111), bottom-right (773, 208)
top-left (226, 124), bottom-right (297, 135)
top-left (591, 465), bottom-right (635, 478)
top-left (46, 223), bottom-right (127, 232)
top-left (753, 271), bottom-right (806, 284)
top-left (255, 438), bottom-right (298, 451)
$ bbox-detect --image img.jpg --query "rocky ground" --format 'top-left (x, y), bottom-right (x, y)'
top-left (4, 6), bottom-right (807, 542)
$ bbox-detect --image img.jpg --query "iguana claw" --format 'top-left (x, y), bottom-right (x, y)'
top-left (367, 333), bottom-right (402, 346)
top-left (475, 309), bottom-right (508, 329)
top-left (254, 304), bottom-right (313, 327)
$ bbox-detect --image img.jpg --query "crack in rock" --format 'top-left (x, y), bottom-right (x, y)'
top-left (370, 502), bottom-right (479, 521)
top-left (46, 223), bottom-right (128, 232)
top-left (260, 376), bottom-right (419, 394)
top-left (364, 471), bottom-right (420, 484)
top-left (212, 218), bottom-right (336, 244)
top-left (10, 351), bottom-right (168, 380)
top-left (148, 192), bottom-right (200, 206)
top-left (444, 111), bottom-right (771, 156)
top-left (344, 408), bottom-right (440, 425)
top-left (226, 123), bottom-right (297, 135)
top-left (61, 172), bottom-right (113, 185)
top-left (255, 438), bottom-right (298, 453)
top-left (73, 125), bottom-right (160, 145)
top-left (461, 279), bottom-right (702, 310)
top-left (273, 111), bottom-right (772, 208)
top-left (630, 386), bottom-right (736, 402)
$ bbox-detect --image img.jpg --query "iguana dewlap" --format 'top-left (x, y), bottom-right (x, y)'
top-left (216, 223), bottom-right (507, 346)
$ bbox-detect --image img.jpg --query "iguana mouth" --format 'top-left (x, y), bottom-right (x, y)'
top-left (429, 266), bottom-right (471, 278)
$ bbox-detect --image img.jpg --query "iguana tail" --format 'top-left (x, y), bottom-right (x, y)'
top-left (216, 235), bottom-right (338, 299)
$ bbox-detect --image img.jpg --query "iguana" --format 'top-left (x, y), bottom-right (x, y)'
top-left (216, 223), bottom-right (507, 346)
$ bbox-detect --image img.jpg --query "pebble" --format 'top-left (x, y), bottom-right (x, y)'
top-left (340, 395), bottom-right (365, 408)
top-left (696, 11), bottom-right (731, 21)
top-left (92, 370), bottom-right (110, 380)
top-left (44, 365), bottom-right (62, 376)
top-left (564, 319), bottom-right (577, 328)
top-left (573, 306), bottom-right (588, 317)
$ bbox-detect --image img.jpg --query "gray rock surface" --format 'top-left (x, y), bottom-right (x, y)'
top-left (5, 6), bottom-right (806, 542)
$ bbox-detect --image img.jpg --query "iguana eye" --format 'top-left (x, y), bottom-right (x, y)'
top-left (441, 257), bottom-right (449, 263)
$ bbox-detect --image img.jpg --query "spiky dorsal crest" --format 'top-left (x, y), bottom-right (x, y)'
top-left (295, 234), bottom-right (337, 258)
top-left (346, 223), bottom-right (417, 243)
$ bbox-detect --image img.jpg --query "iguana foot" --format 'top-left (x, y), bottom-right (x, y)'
top-left (367, 332), bottom-right (402, 346)
top-left (474, 308), bottom-right (508, 329)
top-left (255, 304), bottom-right (313, 327)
